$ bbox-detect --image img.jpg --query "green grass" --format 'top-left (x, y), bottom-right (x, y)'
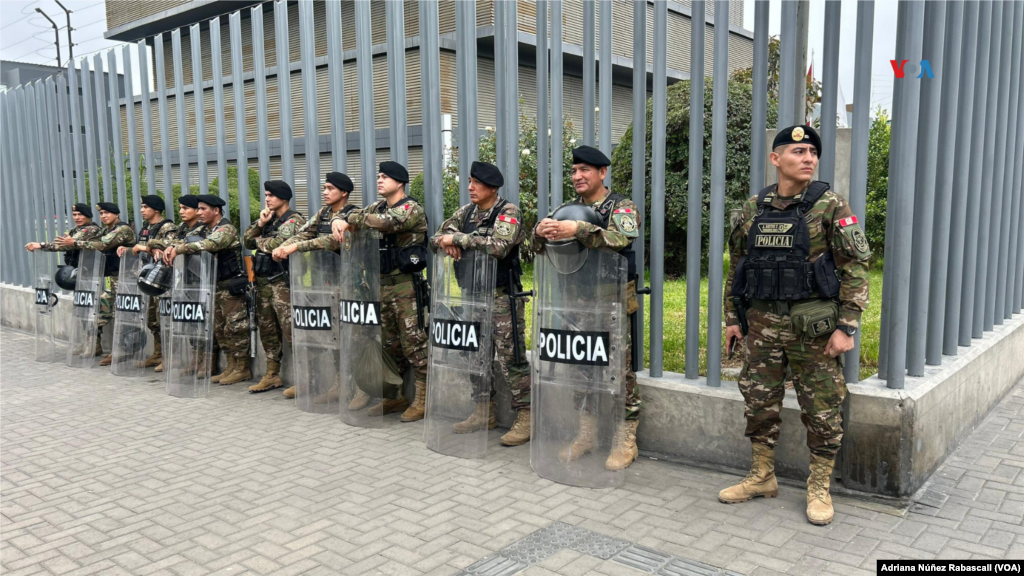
top-left (518, 265), bottom-right (883, 381)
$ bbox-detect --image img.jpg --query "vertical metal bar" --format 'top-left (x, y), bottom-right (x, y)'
top-left (650, 0), bottom-right (667, 379)
top-left (457, 0), bottom-right (478, 207)
top-left (67, 59), bottom-right (86, 205)
top-left (1001, 0), bottom-right (1023, 318)
top-left (986, 4), bottom-right (1014, 327)
top-left (960, 1), bottom-right (993, 343)
top-left (550, 0), bottom-right (563, 209)
top-left (906, 1), bottom-right (946, 376)
top-left (777, 1), bottom-right (798, 128)
top-left (326, 0), bottom-right (347, 173)
top-left (32, 81), bottom-right (57, 243)
top-left (685, 0), bottom-right (704, 380)
top-left (210, 17), bottom-right (230, 206)
top-left (750, 1), bottom-right (768, 195)
top-left (420, 0), bottom-right (443, 239)
top-left (928, 3), bottom-right (964, 363)
top-left (80, 59), bottom-right (98, 206)
top-left (945, 0), bottom-right (980, 353)
top-left (4, 92), bottom-right (28, 285)
top-left (22, 85), bottom-right (46, 246)
top-left (190, 24), bottom-right (209, 196)
top-left (583, 0), bottom-right (595, 145)
top-left (172, 29), bottom-right (190, 196)
top-left (252, 6), bottom-right (271, 183)
top-left (503, 0), bottom-right (520, 206)
top-left (123, 45), bottom-right (142, 227)
top-left (1012, 5), bottom-right (1024, 314)
top-left (494, 0), bottom-right (505, 175)
top-left (94, 53), bottom-right (113, 203)
top-left (386, 0), bottom-right (408, 168)
top-left (996, 2), bottom-right (1022, 320)
top-left (56, 74), bottom-right (75, 222)
top-left (0, 94), bottom-right (16, 284)
top-left (537, 0), bottom-right (549, 219)
top-left (630, 0), bottom-right (646, 372)
top-left (40, 79), bottom-right (62, 239)
top-left (138, 40), bottom-right (157, 203)
top-left (107, 50), bottom-right (128, 216)
top-left (817, 2), bottom-right (840, 186)
top-left (598, 0), bottom-right (611, 186)
top-left (155, 33), bottom-right (174, 214)
top-left (705, 1), bottom-right (729, 387)
top-left (355, 0), bottom-right (376, 206)
top-left (231, 11), bottom-right (252, 243)
top-left (11, 89), bottom-right (34, 283)
top-left (299, 1), bottom-right (320, 215)
top-left (275, 0), bottom-right (294, 186)
top-left (975, 1), bottom-right (1003, 334)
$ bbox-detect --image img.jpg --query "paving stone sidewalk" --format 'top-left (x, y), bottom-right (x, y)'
top-left (2, 328), bottom-right (1022, 576)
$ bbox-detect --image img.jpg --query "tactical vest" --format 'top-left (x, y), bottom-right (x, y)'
top-left (193, 218), bottom-right (244, 282)
top-left (138, 219), bottom-right (173, 245)
top-left (376, 197), bottom-right (427, 274)
top-left (460, 199), bottom-right (522, 289)
top-left (594, 193), bottom-right (637, 279)
top-left (64, 222), bottom-right (101, 268)
top-left (253, 210), bottom-right (298, 278)
top-left (731, 181), bottom-right (840, 301)
top-left (102, 222), bottom-right (133, 277)
top-left (316, 204), bottom-right (357, 236)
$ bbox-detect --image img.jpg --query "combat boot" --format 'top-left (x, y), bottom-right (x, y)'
top-left (154, 362), bottom-right (163, 373)
top-left (400, 382), bottom-right (427, 422)
top-left (314, 383), bottom-right (341, 404)
top-left (558, 414), bottom-right (599, 462)
top-left (718, 443), bottom-right (779, 503)
top-left (142, 342), bottom-right (162, 367)
top-left (89, 337), bottom-right (104, 358)
top-left (220, 356), bottom-right (252, 385)
top-left (348, 388), bottom-right (371, 410)
top-left (248, 360), bottom-right (283, 393)
top-left (452, 400), bottom-right (497, 434)
top-left (210, 356), bottom-right (235, 384)
top-left (366, 397), bottom-right (409, 416)
top-left (283, 386), bottom-right (295, 399)
top-left (605, 420), bottom-right (640, 471)
top-left (99, 354), bottom-right (113, 367)
top-left (500, 408), bottom-right (532, 446)
top-left (806, 454), bottom-right (836, 525)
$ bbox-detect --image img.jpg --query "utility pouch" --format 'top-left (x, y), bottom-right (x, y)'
top-left (226, 276), bottom-right (249, 297)
top-left (789, 299), bottom-right (840, 339)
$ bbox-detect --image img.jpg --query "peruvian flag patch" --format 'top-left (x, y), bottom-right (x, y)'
top-left (838, 215), bottom-right (859, 227)
top-left (614, 208), bottom-right (633, 214)
top-left (402, 203), bottom-right (411, 210)
top-left (498, 215), bottom-right (518, 225)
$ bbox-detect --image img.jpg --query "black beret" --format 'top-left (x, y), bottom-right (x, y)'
top-left (140, 194), bottom-right (165, 212)
top-left (263, 180), bottom-right (293, 201)
top-left (773, 124), bottom-right (822, 156)
top-left (571, 145), bottom-right (611, 168)
top-left (379, 161), bottom-right (409, 184)
top-left (470, 161), bottom-right (504, 188)
top-left (325, 171), bottom-right (354, 193)
top-left (72, 203), bottom-right (92, 218)
top-left (96, 202), bottom-right (120, 215)
top-left (196, 194), bottom-right (226, 208)
top-left (178, 195), bottom-right (200, 209)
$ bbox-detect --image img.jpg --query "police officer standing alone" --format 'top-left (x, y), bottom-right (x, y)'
top-left (244, 181), bottom-right (306, 394)
top-left (720, 125), bottom-right (871, 526)
top-left (430, 161), bottom-right (532, 446)
top-left (533, 146), bottom-right (642, 470)
top-left (164, 195), bottom-right (251, 385)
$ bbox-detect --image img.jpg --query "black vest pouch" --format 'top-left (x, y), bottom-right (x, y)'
top-left (397, 244), bottom-right (429, 274)
top-left (811, 252), bottom-right (841, 298)
top-left (730, 256), bottom-right (748, 297)
top-left (225, 276), bottom-right (249, 297)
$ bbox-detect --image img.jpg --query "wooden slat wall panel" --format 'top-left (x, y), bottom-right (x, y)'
top-left (107, 0), bottom-right (189, 32)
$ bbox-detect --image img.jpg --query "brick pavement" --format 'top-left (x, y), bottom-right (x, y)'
top-left (1, 328), bottom-right (1022, 576)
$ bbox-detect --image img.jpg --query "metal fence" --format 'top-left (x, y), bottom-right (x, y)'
top-left (2, 0), bottom-right (1022, 390)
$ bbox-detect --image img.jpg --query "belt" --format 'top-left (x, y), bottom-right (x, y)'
top-left (748, 298), bottom-right (822, 316)
top-left (381, 273), bottom-right (414, 286)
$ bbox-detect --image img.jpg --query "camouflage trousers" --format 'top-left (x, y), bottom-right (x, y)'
top-left (738, 307), bottom-right (847, 459)
top-left (97, 277), bottom-right (118, 331)
top-left (572, 282), bottom-right (641, 421)
top-left (473, 289), bottom-right (531, 409)
top-left (214, 280), bottom-right (250, 358)
top-left (146, 297), bottom-right (161, 350)
top-left (256, 278), bottom-right (292, 363)
top-left (380, 278), bottom-right (428, 393)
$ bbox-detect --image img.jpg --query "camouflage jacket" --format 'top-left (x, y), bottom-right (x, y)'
top-left (531, 188), bottom-right (640, 252)
top-left (341, 196), bottom-right (428, 248)
top-left (137, 219), bottom-right (177, 248)
top-left (725, 183), bottom-right (872, 328)
top-left (75, 220), bottom-right (136, 252)
top-left (41, 223), bottom-right (101, 252)
top-left (430, 200), bottom-right (526, 259)
top-left (147, 220), bottom-right (202, 252)
top-left (281, 205), bottom-right (353, 253)
top-left (178, 218), bottom-right (240, 255)
top-left (244, 210), bottom-right (306, 254)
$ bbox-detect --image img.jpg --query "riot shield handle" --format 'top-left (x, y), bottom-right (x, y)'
top-left (514, 289), bottom-right (533, 298)
top-left (635, 286), bottom-right (652, 295)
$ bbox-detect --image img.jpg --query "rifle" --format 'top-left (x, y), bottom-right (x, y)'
top-left (507, 262), bottom-right (526, 365)
top-left (244, 255), bottom-right (257, 358)
top-left (412, 274), bottom-right (430, 331)
top-left (729, 296), bottom-right (750, 359)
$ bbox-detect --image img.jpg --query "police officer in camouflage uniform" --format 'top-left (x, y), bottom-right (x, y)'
top-left (244, 181), bottom-right (306, 394)
top-left (56, 202), bottom-right (136, 365)
top-left (430, 161), bottom-right (532, 446)
top-left (720, 125), bottom-right (871, 526)
top-left (273, 171), bottom-right (358, 399)
top-left (331, 161), bottom-right (430, 422)
top-left (164, 194), bottom-right (251, 385)
top-left (532, 145), bottom-right (643, 471)
top-left (117, 195), bottom-right (176, 369)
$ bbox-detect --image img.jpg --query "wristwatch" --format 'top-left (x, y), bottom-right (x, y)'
top-left (838, 325), bottom-right (857, 337)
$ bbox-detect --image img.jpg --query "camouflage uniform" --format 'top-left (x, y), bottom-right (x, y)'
top-left (341, 198), bottom-right (429, 391)
top-left (136, 219), bottom-right (177, 354)
top-left (431, 201), bottom-right (531, 409)
top-left (283, 205), bottom-right (355, 253)
top-left (244, 211), bottom-right (306, 363)
top-left (39, 223), bottom-right (102, 257)
top-left (725, 183), bottom-right (871, 459)
top-left (532, 189), bottom-right (642, 421)
top-left (75, 221), bottom-right (137, 330)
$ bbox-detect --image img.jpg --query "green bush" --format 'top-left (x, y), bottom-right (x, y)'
top-left (864, 107), bottom-right (891, 255)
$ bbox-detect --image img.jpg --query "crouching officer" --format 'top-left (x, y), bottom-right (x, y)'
top-left (430, 161), bottom-right (532, 446)
top-left (720, 125), bottom-right (871, 526)
top-left (244, 181), bottom-right (306, 393)
top-left (118, 195), bottom-right (176, 369)
top-left (164, 194), bottom-right (251, 385)
top-left (56, 202), bottom-right (136, 365)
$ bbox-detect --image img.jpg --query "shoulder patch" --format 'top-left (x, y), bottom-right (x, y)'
top-left (613, 208), bottom-right (634, 215)
top-left (837, 215), bottom-right (858, 227)
top-left (497, 214), bottom-right (519, 225)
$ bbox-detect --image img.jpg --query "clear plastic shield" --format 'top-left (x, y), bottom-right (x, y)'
top-left (158, 294), bottom-right (172, 372)
top-left (110, 253), bottom-right (152, 377)
top-left (424, 250), bottom-right (497, 458)
top-left (338, 230), bottom-right (386, 427)
top-left (34, 251), bottom-right (60, 362)
top-left (289, 250), bottom-right (342, 414)
top-left (65, 250), bottom-right (105, 368)
top-left (530, 243), bottom-right (629, 488)
top-left (166, 253), bottom-right (216, 398)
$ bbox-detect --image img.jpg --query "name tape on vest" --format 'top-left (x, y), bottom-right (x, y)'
top-left (73, 290), bottom-right (95, 308)
top-left (753, 235), bottom-right (795, 248)
top-left (339, 300), bottom-right (381, 326)
top-left (293, 306), bottom-right (334, 330)
top-left (159, 297), bottom-right (172, 317)
top-left (115, 294), bottom-right (143, 313)
top-left (431, 319), bottom-right (482, 352)
top-left (537, 328), bottom-right (611, 366)
top-left (171, 301), bottom-right (208, 323)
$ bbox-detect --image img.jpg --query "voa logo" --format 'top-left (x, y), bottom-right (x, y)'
top-left (891, 59), bottom-right (935, 79)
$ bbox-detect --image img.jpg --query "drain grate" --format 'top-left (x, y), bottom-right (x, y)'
top-left (459, 554), bottom-right (527, 576)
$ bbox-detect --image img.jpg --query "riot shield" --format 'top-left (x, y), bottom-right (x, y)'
top-left (110, 253), bottom-right (152, 377)
top-left (337, 229), bottom-right (386, 427)
top-left (424, 250), bottom-right (497, 458)
top-left (158, 294), bottom-right (172, 370)
top-left (34, 251), bottom-right (60, 362)
top-left (65, 250), bottom-right (106, 368)
top-left (166, 253), bottom-right (217, 398)
top-left (530, 243), bottom-right (629, 488)
top-left (289, 250), bottom-right (342, 414)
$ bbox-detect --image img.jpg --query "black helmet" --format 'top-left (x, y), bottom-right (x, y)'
top-left (551, 203), bottom-right (603, 227)
top-left (115, 325), bottom-right (148, 356)
top-left (138, 262), bottom-right (173, 296)
top-left (54, 265), bottom-right (78, 291)
top-left (545, 203), bottom-right (603, 273)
